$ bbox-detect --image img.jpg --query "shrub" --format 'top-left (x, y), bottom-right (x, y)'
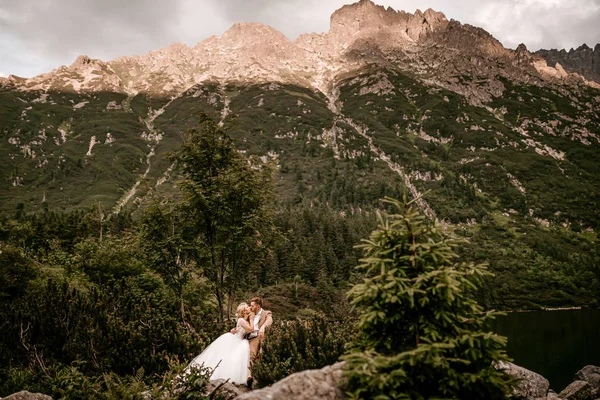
top-left (0, 360), bottom-right (215, 400)
top-left (253, 316), bottom-right (355, 388)
top-left (0, 276), bottom-right (214, 383)
top-left (0, 244), bottom-right (37, 299)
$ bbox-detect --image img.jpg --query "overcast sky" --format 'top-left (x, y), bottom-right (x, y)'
top-left (1, 0), bottom-right (599, 78)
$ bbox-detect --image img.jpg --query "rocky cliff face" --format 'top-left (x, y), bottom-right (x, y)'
top-left (536, 44), bottom-right (600, 84)
top-left (0, 0), bottom-right (590, 103)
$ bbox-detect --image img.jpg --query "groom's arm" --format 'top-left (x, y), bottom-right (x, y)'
top-left (259, 311), bottom-right (273, 337)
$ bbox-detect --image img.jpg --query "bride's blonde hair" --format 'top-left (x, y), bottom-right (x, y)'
top-left (235, 302), bottom-right (249, 319)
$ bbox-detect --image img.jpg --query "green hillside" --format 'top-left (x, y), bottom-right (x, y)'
top-left (1, 66), bottom-right (599, 308)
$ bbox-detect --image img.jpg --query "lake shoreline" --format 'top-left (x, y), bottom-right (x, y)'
top-left (507, 306), bottom-right (584, 313)
top-left (492, 308), bottom-right (600, 392)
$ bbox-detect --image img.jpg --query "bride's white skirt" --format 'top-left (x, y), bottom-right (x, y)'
top-left (186, 332), bottom-right (250, 385)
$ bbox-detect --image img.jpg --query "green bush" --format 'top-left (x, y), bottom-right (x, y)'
top-left (0, 360), bottom-right (216, 400)
top-left (253, 316), bottom-right (355, 388)
top-left (0, 244), bottom-right (37, 299)
top-left (0, 275), bottom-right (216, 395)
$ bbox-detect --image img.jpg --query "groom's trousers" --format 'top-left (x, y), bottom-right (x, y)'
top-left (248, 336), bottom-right (261, 377)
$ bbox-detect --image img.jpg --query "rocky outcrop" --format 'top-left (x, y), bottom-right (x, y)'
top-left (558, 380), bottom-right (592, 400)
top-left (3, 363), bottom-right (598, 400)
top-left (496, 361), bottom-right (550, 399)
top-left (484, 362), bottom-right (600, 400)
top-left (0, 391), bottom-right (52, 400)
top-left (235, 362), bottom-right (344, 400)
top-left (575, 365), bottom-right (600, 392)
top-left (536, 44), bottom-right (600, 84)
top-left (232, 362), bottom-right (600, 400)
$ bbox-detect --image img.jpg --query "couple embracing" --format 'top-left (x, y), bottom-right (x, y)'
top-left (186, 297), bottom-right (273, 387)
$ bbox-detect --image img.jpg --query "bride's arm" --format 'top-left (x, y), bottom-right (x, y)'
top-left (248, 313), bottom-right (255, 332)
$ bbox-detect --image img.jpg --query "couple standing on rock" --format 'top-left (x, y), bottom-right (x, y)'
top-left (185, 297), bottom-right (273, 388)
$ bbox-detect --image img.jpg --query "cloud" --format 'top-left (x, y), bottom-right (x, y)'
top-left (0, 72), bottom-right (5, 77)
top-left (1, 0), bottom-right (599, 78)
top-left (0, 0), bottom-right (184, 51)
top-left (0, 0), bottom-right (185, 77)
top-left (471, 0), bottom-right (600, 49)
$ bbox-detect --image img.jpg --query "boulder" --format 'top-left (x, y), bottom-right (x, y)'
top-left (575, 365), bottom-right (600, 395)
top-left (1, 392), bottom-right (52, 400)
top-left (546, 390), bottom-right (561, 400)
top-left (495, 361), bottom-right (550, 399)
top-left (207, 379), bottom-right (249, 400)
top-left (558, 380), bottom-right (592, 400)
top-left (235, 362), bottom-right (344, 400)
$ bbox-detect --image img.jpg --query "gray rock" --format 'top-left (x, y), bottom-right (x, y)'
top-left (1, 392), bottom-right (52, 400)
top-left (235, 362), bottom-right (345, 400)
top-left (559, 380), bottom-right (592, 400)
top-left (207, 379), bottom-right (249, 400)
top-left (546, 390), bottom-right (561, 400)
top-left (495, 361), bottom-right (550, 399)
top-left (576, 365), bottom-right (600, 393)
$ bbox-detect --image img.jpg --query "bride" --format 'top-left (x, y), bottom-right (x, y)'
top-left (185, 302), bottom-right (254, 384)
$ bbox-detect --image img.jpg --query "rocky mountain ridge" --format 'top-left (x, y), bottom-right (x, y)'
top-left (0, 0), bottom-right (595, 105)
top-left (535, 44), bottom-right (600, 85)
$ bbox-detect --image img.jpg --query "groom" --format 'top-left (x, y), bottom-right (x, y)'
top-left (246, 297), bottom-right (272, 387)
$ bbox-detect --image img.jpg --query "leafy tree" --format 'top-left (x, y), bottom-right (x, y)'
top-left (139, 201), bottom-right (192, 326)
top-left (170, 114), bottom-right (276, 321)
top-left (343, 197), bottom-right (514, 399)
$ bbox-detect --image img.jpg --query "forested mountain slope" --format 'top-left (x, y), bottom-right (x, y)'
top-left (0, 0), bottom-right (599, 308)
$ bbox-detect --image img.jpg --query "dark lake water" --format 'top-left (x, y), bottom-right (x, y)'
top-left (490, 308), bottom-right (600, 392)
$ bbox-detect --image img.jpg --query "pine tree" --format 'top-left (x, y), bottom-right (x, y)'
top-left (343, 197), bottom-right (514, 400)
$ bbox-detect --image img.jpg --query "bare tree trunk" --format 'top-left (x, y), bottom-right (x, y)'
top-left (226, 292), bottom-right (233, 321)
top-left (219, 248), bottom-right (226, 323)
top-left (179, 286), bottom-right (186, 325)
top-left (98, 203), bottom-right (104, 244)
top-left (226, 280), bottom-right (237, 321)
top-left (215, 282), bottom-right (224, 323)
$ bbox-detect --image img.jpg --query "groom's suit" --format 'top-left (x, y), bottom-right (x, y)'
top-left (248, 308), bottom-right (273, 375)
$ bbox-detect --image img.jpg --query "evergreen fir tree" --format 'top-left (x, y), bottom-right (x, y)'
top-left (343, 197), bottom-right (514, 400)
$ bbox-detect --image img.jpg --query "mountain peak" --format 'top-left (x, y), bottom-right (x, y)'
top-left (70, 55), bottom-right (107, 70)
top-left (577, 43), bottom-right (591, 51)
top-left (327, 0), bottom-right (447, 45)
top-left (515, 43), bottom-right (528, 54)
top-left (221, 22), bottom-right (290, 44)
top-left (330, 0), bottom-right (406, 30)
top-left (422, 8), bottom-right (447, 25)
top-left (71, 55), bottom-right (93, 67)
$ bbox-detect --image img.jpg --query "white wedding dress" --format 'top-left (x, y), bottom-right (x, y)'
top-left (185, 318), bottom-right (250, 384)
